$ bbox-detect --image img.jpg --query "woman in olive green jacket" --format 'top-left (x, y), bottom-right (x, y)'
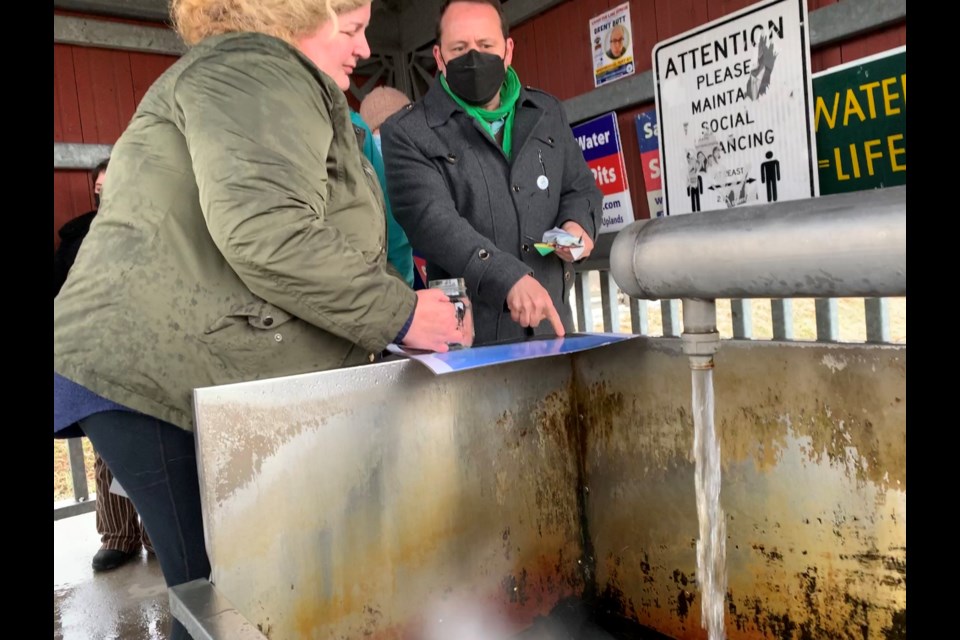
top-left (53, 1), bottom-right (461, 637)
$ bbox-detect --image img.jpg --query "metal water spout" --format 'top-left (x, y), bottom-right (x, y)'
top-left (681, 298), bottom-right (719, 370)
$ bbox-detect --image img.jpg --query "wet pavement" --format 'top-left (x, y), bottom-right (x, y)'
top-left (53, 513), bottom-right (670, 640)
top-left (54, 511), bottom-right (170, 640)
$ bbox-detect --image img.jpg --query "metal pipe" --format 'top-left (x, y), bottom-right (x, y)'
top-left (610, 186), bottom-right (906, 301)
top-left (681, 298), bottom-right (720, 370)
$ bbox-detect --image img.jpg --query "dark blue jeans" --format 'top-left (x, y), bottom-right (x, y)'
top-left (81, 411), bottom-right (211, 640)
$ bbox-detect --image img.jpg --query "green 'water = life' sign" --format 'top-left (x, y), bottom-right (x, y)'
top-left (812, 46), bottom-right (905, 195)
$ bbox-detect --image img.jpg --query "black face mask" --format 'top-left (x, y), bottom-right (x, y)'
top-left (442, 50), bottom-right (506, 106)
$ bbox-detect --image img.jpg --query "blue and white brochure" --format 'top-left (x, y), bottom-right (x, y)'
top-left (387, 332), bottom-right (637, 375)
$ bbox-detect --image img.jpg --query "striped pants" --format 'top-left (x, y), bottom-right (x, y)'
top-left (94, 452), bottom-right (153, 553)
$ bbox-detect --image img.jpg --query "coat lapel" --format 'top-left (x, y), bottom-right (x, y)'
top-left (423, 78), bottom-right (458, 129)
top-left (423, 79), bottom-right (545, 162)
top-left (510, 89), bottom-right (545, 161)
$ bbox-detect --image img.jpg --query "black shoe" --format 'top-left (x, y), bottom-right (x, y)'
top-left (91, 547), bottom-right (139, 572)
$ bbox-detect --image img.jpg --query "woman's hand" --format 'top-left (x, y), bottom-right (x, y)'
top-left (401, 289), bottom-right (463, 352)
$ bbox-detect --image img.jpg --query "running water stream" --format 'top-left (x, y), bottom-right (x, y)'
top-left (692, 367), bottom-right (727, 640)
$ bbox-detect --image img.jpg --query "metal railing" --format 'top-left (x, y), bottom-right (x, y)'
top-left (53, 295), bottom-right (904, 520)
top-left (574, 186), bottom-right (906, 343)
top-left (54, 299), bottom-right (904, 519)
top-left (54, 438), bottom-right (96, 521)
top-left (570, 271), bottom-right (903, 344)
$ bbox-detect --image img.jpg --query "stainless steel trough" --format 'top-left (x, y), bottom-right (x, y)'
top-left (173, 336), bottom-right (905, 640)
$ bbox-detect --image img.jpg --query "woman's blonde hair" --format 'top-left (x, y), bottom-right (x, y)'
top-left (172, 0), bottom-right (370, 46)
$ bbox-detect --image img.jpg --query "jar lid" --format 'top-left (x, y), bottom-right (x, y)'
top-left (428, 278), bottom-right (466, 293)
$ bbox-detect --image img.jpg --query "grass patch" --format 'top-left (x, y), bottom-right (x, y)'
top-left (53, 437), bottom-right (96, 502)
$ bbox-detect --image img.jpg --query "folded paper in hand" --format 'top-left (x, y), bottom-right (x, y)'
top-left (536, 227), bottom-right (585, 260)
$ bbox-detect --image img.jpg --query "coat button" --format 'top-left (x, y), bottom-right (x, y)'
top-left (263, 316), bottom-right (274, 327)
top-left (405, 103), bottom-right (414, 110)
top-left (547, 137), bottom-right (554, 144)
top-left (446, 153), bottom-right (457, 163)
top-left (478, 249), bottom-right (490, 260)
top-left (522, 243), bottom-right (530, 252)
top-left (274, 333), bottom-right (283, 342)
top-left (513, 184), bottom-right (520, 192)
top-left (564, 271), bottom-right (572, 281)
top-left (368, 353), bottom-right (376, 362)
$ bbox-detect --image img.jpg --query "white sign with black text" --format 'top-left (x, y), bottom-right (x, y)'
top-left (653, 0), bottom-right (818, 215)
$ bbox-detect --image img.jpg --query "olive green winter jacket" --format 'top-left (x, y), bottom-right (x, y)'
top-left (53, 32), bottom-right (416, 431)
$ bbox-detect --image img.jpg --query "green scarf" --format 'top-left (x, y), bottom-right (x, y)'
top-left (440, 66), bottom-right (522, 158)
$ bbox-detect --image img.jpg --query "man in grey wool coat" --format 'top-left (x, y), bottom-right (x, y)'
top-left (381, 0), bottom-right (603, 346)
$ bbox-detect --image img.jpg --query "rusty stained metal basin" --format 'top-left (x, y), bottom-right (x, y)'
top-left (193, 356), bottom-right (590, 639)
top-left (190, 337), bottom-right (906, 640)
top-left (575, 338), bottom-right (906, 640)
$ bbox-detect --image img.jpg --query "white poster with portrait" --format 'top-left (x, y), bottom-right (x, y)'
top-left (590, 3), bottom-right (635, 88)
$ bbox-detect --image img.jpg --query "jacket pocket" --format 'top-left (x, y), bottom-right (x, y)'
top-left (199, 300), bottom-right (356, 380)
top-left (562, 261), bottom-right (575, 298)
top-left (203, 301), bottom-right (294, 334)
top-left (200, 300), bottom-right (297, 371)
top-left (526, 133), bottom-right (562, 218)
top-left (531, 132), bottom-right (557, 149)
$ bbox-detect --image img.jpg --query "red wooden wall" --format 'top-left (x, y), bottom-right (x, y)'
top-left (53, 13), bottom-right (178, 249)
top-left (509, 0), bottom-right (906, 220)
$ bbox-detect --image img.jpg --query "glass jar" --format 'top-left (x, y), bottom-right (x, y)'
top-left (428, 277), bottom-right (475, 349)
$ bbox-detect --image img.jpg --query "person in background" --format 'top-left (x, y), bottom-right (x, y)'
top-left (53, 1), bottom-right (461, 637)
top-left (353, 85), bottom-right (415, 287)
top-left (54, 160), bottom-right (108, 296)
top-left (54, 158), bottom-right (154, 572)
top-left (381, 0), bottom-right (603, 345)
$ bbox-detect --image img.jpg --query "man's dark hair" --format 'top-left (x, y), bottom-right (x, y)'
top-left (436, 0), bottom-right (509, 44)
top-left (91, 158), bottom-right (109, 185)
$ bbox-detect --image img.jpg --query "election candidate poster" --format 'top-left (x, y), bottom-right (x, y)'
top-left (653, 0), bottom-right (819, 215)
top-left (813, 46), bottom-right (905, 195)
top-left (590, 3), bottom-right (635, 88)
top-left (634, 108), bottom-right (665, 217)
top-left (573, 112), bottom-right (635, 234)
